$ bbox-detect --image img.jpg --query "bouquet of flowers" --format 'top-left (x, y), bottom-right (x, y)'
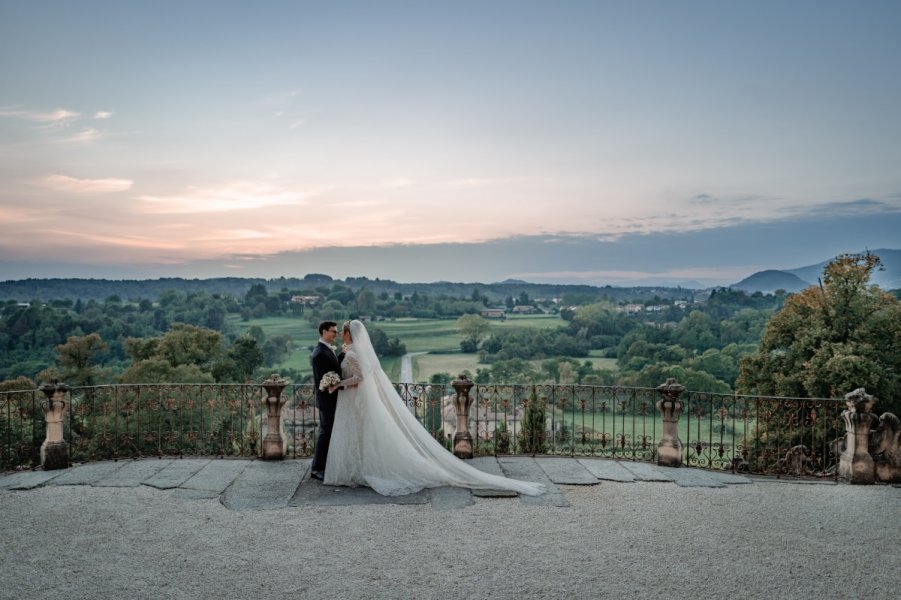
top-left (319, 371), bottom-right (341, 392)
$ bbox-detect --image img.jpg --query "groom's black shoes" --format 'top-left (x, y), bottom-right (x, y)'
top-left (310, 470), bottom-right (324, 481)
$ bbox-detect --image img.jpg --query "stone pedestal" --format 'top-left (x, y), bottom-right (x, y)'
top-left (656, 378), bottom-right (685, 468)
top-left (838, 388), bottom-right (876, 484)
top-left (39, 381), bottom-right (70, 470)
top-left (452, 374), bottom-right (476, 459)
top-left (260, 374), bottom-right (288, 460)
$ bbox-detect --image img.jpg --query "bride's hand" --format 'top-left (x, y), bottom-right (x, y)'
top-left (328, 385), bottom-right (339, 393)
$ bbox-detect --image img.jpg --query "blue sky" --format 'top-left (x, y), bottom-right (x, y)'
top-left (1, 1), bottom-right (899, 285)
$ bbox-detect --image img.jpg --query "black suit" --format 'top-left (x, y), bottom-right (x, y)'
top-left (311, 341), bottom-right (344, 474)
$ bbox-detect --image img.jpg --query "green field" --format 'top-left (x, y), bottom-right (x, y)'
top-left (413, 353), bottom-right (479, 381)
top-left (226, 313), bottom-right (610, 383)
top-left (413, 353), bottom-right (618, 382)
top-left (227, 315), bottom-right (320, 344)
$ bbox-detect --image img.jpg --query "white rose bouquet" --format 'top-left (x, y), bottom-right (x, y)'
top-left (319, 371), bottom-right (341, 392)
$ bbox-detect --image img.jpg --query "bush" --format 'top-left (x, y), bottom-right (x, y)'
top-left (518, 387), bottom-right (548, 454)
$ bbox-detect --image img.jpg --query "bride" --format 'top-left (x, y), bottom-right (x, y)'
top-left (323, 319), bottom-right (544, 497)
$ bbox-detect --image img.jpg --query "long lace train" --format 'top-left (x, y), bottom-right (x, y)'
top-left (324, 321), bottom-right (544, 497)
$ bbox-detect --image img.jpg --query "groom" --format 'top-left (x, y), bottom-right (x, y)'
top-left (310, 320), bottom-right (343, 481)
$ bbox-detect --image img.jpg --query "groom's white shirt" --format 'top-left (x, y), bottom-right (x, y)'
top-left (318, 338), bottom-right (338, 357)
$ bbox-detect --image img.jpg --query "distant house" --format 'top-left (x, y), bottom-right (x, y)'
top-left (511, 305), bottom-right (536, 314)
top-left (646, 305), bottom-right (668, 312)
top-left (481, 308), bottom-right (506, 319)
top-left (623, 303), bottom-right (644, 314)
top-left (290, 295), bottom-right (322, 305)
top-left (674, 300), bottom-right (689, 309)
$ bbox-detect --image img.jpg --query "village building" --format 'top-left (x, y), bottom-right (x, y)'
top-left (290, 295), bottom-right (322, 305)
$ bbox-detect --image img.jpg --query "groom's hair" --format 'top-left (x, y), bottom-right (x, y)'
top-left (318, 320), bottom-right (337, 335)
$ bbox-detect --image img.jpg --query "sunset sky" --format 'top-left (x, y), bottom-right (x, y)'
top-left (1, 1), bottom-right (899, 286)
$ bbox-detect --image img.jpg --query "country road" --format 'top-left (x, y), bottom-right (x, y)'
top-left (399, 351), bottom-right (428, 383)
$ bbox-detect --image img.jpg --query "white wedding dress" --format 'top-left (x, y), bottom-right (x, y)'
top-left (324, 320), bottom-right (544, 496)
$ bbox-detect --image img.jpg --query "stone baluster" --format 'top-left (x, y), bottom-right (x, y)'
top-left (452, 374), bottom-right (476, 459)
top-left (656, 378), bottom-right (685, 468)
top-left (839, 388), bottom-right (877, 484)
top-left (260, 374), bottom-right (288, 460)
top-left (39, 381), bottom-right (70, 470)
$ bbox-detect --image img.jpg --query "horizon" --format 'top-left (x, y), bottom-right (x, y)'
top-left (2, 1), bottom-right (900, 285)
top-left (3, 244), bottom-right (899, 292)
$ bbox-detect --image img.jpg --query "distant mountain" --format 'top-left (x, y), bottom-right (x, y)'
top-left (732, 270), bottom-right (810, 294)
top-left (787, 249), bottom-right (901, 290)
top-left (731, 248), bottom-right (901, 293)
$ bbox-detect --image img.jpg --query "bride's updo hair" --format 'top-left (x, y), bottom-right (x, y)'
top-left (341, 321), bottom-right (353, 340)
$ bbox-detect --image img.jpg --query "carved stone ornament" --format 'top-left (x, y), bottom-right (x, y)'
top-left (39, 380), bottom-right (70, 470)
top-left (776, 445), bottom-right (814, 477)
top-left (871, 412), bottom-right (901, 483)
top-left (260, 374), bottom-right (288, 460)
top-left (838, 388), bottom-right (877, 484)
top-left (451, 374), bottom-right (476, 459)
top-left (655, 378), bottom-right (685, 467)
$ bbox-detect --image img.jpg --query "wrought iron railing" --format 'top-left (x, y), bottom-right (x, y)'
top-left (1, 383), bottom-right (845, 477)
top-left (680, 391), bottom-right (845, 476)
top-left (1, 387), bottom-right (42, 469)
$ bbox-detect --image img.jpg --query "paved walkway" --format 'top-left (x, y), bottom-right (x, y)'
top-left (0, 455), bottom-right (824, 511)
top-left (2, 457), bottom-right (899, 600)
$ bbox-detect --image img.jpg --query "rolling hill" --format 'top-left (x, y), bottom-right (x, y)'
top-left (732, 248), bottom-right (900, 293)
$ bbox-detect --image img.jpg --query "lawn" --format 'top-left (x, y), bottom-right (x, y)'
top-left (414, 353), bottom-right (479, 381)
top-left (226, 315), bottom-right (320, 345)
top-left (371, 318), bottom-right (463, 353)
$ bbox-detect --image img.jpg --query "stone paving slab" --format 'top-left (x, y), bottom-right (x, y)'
top-left (94, 459), bottom-right (173, 487)
top-left (655, 466), bottom-right (726, 488)
top-left (497, 457), bottom-right (568, 507)
top-left (467, 457), bottom-right (517, 497)
top-left (0, 469), bottom-right (64, 490)
top-left (618, 461), bottom-right (674, 482)
top-left (142, 459), bottom-right (211, 489)
top-left (180, 460), bottom-right (249, 493)
top-left (429, 486), bottom-right (475, 511)
top-left (47, 461), bottom-right (131, 486)
top-left (535, 457), bottom-right (600, 485)
top-left (289, 474), bottom-right (430, 506)
top-left (221, 460), bottom-right (310, 510)
top-left (577, 459), bottom-right (636, 482)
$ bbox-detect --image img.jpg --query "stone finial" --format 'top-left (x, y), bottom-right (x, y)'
top-left (451, 374), bottom-right (476, 459)
top-left (260, 374), bottom-right (289, 460)
top-left (657, 378), bottom-right (685, 400)
top-left (39, 380), bottom-right (70, 470)
top-left (655, 378), bottom-right (685, 467)
top-left (262, 373), bottom-right (288, 399)
top-left (844, 387), bottom-right (875, 414)
top-left (838, 387), bottom-right (877, 484)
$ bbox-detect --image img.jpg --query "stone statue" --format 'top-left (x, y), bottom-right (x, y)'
top-left (871, 412), bottom-right (901, 483)
top-left (776, 445), bottom-right (814, 477)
